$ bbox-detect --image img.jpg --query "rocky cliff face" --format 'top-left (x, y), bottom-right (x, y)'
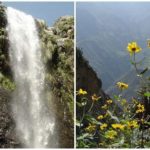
top-left (0, 88), bottom-right (21, 148)
top-left (38, 15), bottom-right (74, 148)
top-left (76, 48), bottom-right (109, 118)
top-left (0, 4), bottom-right (74, 148)
top-left (0, 4), bottom-right (19, 148)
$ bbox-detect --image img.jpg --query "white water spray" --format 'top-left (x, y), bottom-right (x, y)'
top-left (6, 7), bottom-right (55, 148)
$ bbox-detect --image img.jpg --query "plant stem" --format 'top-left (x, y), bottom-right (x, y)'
top-left (141, 125), bottom-right (144, 148)
top-left (133, 52), bottom-right (139, 75)
top-left (79, 104), bottom-right (86, 131)
top-left (132, 52), bottom-right (146, 86)
top-left (130, 130), bottom-right (133, 148)
top-left (88, 102), bottom-right (94, 112)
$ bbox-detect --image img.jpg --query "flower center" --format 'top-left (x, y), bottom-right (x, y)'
top-left (132, 47), bottom-right (136, 51)
top-left (121, 84), bottom-right (125, 88)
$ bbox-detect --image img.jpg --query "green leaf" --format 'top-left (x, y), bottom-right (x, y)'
top-left (84, 114), bottom-right (102, 125)
top-left (114, 95), bottom-right (119, 100)
top-left (144, 92), bottom-right (150, 98)
top-left (107, 110), bottom-right (119, 122)
top-left (140, 67), bottom-right (148, 75)
top-left (76, 101), bottom-right (87, 107)
top-left (77, 133), bottom-right (92, 140)
top-left (109, 136), bottom-right (124, 147)
top-left (76, 119), bottom-right (82, 127)
top-left (145, 121), bottom-right (150, 126)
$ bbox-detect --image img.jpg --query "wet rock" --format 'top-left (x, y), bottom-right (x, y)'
top-left (0, 88), bottom-right (21, 148)
top-left (0, 4), bottom-right (7, 28)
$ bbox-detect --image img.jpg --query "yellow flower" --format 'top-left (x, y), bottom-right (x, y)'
top-left (85, 123), bottom-right (96, 133)
top-left (107, 99), bottom-right (113, 104)
top-left (101, 104), bottom-right (107, 109)
top-left (136, 103), bottom-right (145, 113)
top-left (105, 130), bottom-right (117, 140)
top-left (100, 123), bottom-right (108, 130)
top-left (112, 123), bottom-right (125, 130)
top-left (127, 120), bottom-right (139, 129)
top-left (91, 94), bottom-right (101, 101)
top-left (77, 88), bottom-right (87, 95)
top-left (127, 41), bottom-right (142, 55)
top-left (97, 115), bottom-right (104, 120)
top-left (116, 82), bottom-right (128, 90)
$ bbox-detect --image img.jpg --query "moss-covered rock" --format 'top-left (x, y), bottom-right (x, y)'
top-left (53, 16), bottom-right (74, 39)
top-left (0, 3), bottom-right (12, 81)
top-left (0, 73), bottom-right (15, 90)
top-left (38, 15), bottom-right (74, 118)
top-left (38, 16), bottom-right (74, 147)
top-left (0, 3), bottom-right (7, 28)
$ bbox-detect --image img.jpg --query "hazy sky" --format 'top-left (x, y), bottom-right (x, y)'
top-left (3, 2), bottom-right (74, 26)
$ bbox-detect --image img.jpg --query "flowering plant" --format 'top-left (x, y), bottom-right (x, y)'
top-left (76, 41), bottom-right (150, 148)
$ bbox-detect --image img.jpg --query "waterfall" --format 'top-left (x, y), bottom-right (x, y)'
top-left (6, 7), bottom-right (56, 148)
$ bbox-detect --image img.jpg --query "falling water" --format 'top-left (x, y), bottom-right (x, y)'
top-left (6, 7), bottom-right (56, 148)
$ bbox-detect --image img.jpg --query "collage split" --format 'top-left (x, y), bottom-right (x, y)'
top-left (0, 0), bottom-right (150, 148)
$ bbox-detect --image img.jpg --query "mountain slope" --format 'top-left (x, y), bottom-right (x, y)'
top-left (77, 2), bottom-right (150, 92)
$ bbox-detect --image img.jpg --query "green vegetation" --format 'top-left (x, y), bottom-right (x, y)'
top-left (54, 16), bottom-right (74, 39)
top-left (0, 73), bottom-right (15, 90)
top-left (0, 4), bottom-right (14, 91)
top-left (76, 41), bottom-right (150, 148)
top-left (38, 16), bottom-right (74, 122)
